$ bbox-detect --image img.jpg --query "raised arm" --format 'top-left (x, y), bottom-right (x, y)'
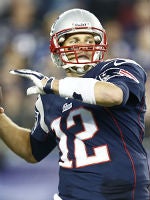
top-left (52, 79), bottom-right (123, 107)
top-left (9, 69), bottom-right (123, 107)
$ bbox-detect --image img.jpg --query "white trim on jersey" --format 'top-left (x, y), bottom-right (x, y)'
top-left (53, 194), bottom-right (62, 200)
top-left (35, 95), bottom-right (49, 133)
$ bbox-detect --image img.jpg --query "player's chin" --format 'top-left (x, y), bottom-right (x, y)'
top-left (65, 69), bottom-right (81, 77)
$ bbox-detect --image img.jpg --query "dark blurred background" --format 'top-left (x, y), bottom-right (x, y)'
top-left (0, 0), bottom-right (150, 199)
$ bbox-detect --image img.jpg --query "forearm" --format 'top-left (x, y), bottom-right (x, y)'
top-left (94, 81), bottom-right (123, 106)
top-left (0, 113), bottom-right (37, 163)
top-left (9, 69), bottom-right (123, 106)
top-left (52, 78), bottom-right (123, 106)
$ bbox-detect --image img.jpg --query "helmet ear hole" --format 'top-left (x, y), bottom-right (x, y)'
top-left (58, 36), bottom-right (65, 44)
top-left (94, 35), bottom-right (101, 44)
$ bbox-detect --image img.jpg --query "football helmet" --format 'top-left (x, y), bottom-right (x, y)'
top-left (50, 8), bottom-right (107, 74)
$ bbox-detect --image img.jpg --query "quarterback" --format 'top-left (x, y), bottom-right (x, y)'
top-left (0, 8), bottom-right (150, 200)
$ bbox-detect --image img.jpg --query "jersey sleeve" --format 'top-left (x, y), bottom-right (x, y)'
top-left (31, 95), bottom-right (50, 141)
top-left (30, 133), bottom-right (57, 161)
top-left (97, 59), bottom-right (147, 104)
top-left (30, 95), bottom-right (57, 161)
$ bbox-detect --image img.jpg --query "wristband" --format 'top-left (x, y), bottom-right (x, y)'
top-left (59, 77), bottom-right (98, 104)
top-left (43, 78), bottom-right (55, 94)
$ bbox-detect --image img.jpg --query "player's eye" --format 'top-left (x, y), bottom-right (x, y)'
top-left (86, 38), bottom-right (95, 44)
top-left (68, 38), bottom-right (78, 44)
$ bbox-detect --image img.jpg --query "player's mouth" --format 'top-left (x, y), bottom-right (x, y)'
top-left (77, 55), bottom-right (90, 60)
top-left (71, 55), bottom-right (91, 63)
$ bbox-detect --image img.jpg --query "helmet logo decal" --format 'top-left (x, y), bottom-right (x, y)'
top-left (72, 22), bottom-right (91, 27)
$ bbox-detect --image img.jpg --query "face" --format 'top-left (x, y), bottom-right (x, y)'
top-left (63, 33), bottom-right (95, 62)
top-left (62, 33), bottom-right (96, 77)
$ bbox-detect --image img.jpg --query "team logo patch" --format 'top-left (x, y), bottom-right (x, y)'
top-left (97, 68), bottom-right (139, 83)
top-left (119, 69), bottom-right (139, 83)
top-left (62, 103), bottom-right (72, 112)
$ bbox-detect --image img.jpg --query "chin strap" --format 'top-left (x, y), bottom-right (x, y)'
top-left (62, 63), bottom-right (95, 75)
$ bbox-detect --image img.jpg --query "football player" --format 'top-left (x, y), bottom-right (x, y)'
top-left (0, 8), bottom-right (150, 200)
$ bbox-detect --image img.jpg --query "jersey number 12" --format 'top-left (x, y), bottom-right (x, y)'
top-left (51, 108), bottom-right (110, 168)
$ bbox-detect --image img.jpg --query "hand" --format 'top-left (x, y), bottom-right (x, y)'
top-left (0, 107), bottom-right (4, 114)
top-left (9, 69), bottom-right (55, 95)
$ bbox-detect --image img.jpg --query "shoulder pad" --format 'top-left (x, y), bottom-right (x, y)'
top-left (103, 58), bottom-right (144, 70)
top-left (97, 58), bottom-right (146, 83)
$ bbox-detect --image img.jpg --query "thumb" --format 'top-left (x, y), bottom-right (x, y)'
top-left (27, 86), bottom-right (45, 95)
top-left (0, 107), bottom-right (4, 114)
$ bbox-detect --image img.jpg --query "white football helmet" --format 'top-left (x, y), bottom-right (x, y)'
top-left (50, 8), bottom-right (107, 74)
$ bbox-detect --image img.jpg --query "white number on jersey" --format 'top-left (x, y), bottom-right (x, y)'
top-left (51, 108), bottom-right (110, 168)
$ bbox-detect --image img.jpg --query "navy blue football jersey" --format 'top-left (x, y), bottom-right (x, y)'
top-left (30, 58), bottom-right (150, 200)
